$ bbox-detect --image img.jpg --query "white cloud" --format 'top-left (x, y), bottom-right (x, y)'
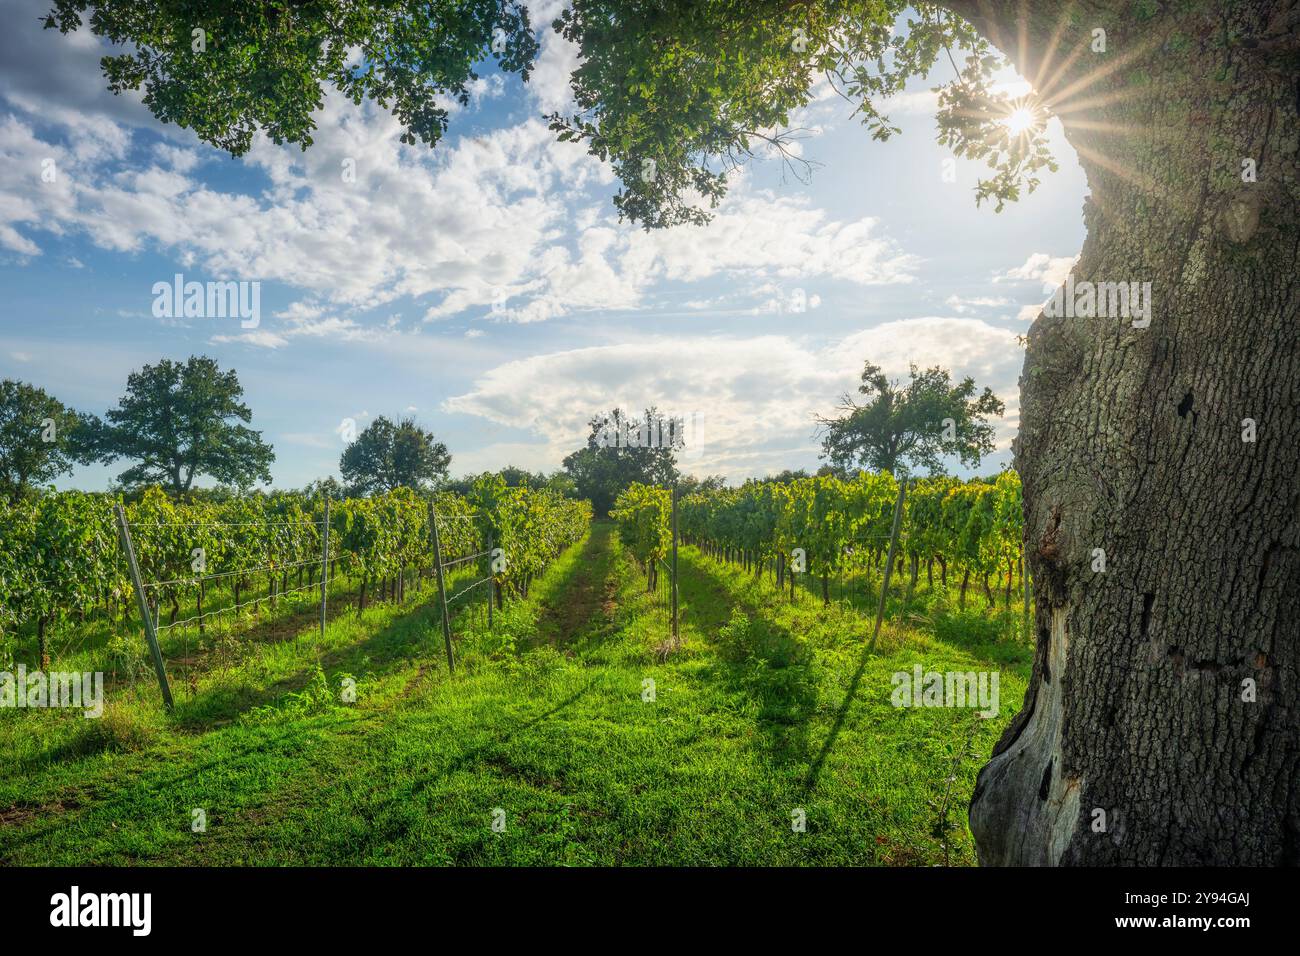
top-left (752, 283), bottom-right (823, 314)
top-left (0, 224), bottom-right (40, 256)
top-left (997, 252), bottom-right (1078, 322)
top-left (1, 54), bottom-right (918, 330)
top-left (282, 316), bottom-right (369, 341)
top-left (443, 317), bottom-right (1022, 480)
top-left (834, 317), bottom-right (1018, 383)
top-left (210, 329), bottom-right (289, 349)
top-left (467, 74), bottom-right (506, 104)
top-left (945, 294), bottom-right (1011, 313)
top-left (876, 89), bottom-right (942, 117)
top-left (526, 14), bottom-right (581, 116)
top-left (997, 252), bottom-right (1077, 290)
top-left (622, 192), bottom-right (918, 288)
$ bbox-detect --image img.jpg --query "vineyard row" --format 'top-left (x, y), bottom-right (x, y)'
top-left (612, 471), bottom-right (1026, 609)
top-left (0, 475), bottom-right (592, 668)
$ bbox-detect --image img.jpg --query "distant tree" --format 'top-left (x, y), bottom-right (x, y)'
top-left (301, 476), bottom-right (346, 500)
top-left (766, 469), bottom-right (810, 484)
top-left (444, 466), bottom-right (542, 496)
top-left (497, 465), bottom-right (544, 488)
top-left (0, 379), bottom-right (95, 503)
top-left (562, 408), bottom-right (680, 516)
top-left (540, 471), bottom-right (578, 497)
top-left (339, 416), bottom-right (451, 496)
top-left (677, 473), bottom-right (728, 496)
top-left (446, 468), bottom-right (581, 498)
top-left (173, 484), bottom-right (249, 504)
top-left (89, 356), bottom-right (274, 495)
top-left (818, 362), bottom-right (1004, 476)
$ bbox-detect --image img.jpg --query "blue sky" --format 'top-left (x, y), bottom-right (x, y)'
top-left (0, 0), bottom-right (1086, 490)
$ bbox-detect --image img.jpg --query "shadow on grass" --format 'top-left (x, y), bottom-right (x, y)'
top-left (8, 568), bottom-right (484, 777)
top-left (167, 575), bottom-right (479, 729)
top-left (801, 636), bottom-right (875, 795)
top-left (678, 553), bottom-right (819, 766)
top-left (0, 558), bottom-right (589, 862)
top-left (32, 567), bottom-right (381, 681)
top-left (0, 707), bottom-right (368, 863)
top-left (319, 678), bottom-right (601, 836)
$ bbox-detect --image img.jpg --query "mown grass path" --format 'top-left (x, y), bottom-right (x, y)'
top-left (525, 523), bottom-right (616, 652)
top-left (1, 521), bottom-right (1030, 865)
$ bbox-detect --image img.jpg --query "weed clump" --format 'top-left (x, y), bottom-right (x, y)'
top-left (78, 702), bottom-right (162, 754)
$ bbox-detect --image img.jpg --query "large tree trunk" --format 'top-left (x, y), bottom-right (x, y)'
top-left (948, 1), bottom-right (1300, 865)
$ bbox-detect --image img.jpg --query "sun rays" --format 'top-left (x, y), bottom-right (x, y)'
top-left (1002, 106), bottom-right (1036, 134)
top-left (1000, 98), bottom-right (1046, 137)
top-left (940, 1), bottom-right (1177, 210)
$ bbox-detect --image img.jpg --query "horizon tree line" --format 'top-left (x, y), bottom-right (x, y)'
top-left (1, 355), bottom-right (1005, 507)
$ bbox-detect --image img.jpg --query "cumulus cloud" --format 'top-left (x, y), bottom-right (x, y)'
top-left (209, 329), bottom-right (290, 349)
top-left (0, 0), bottom-right (921, 333)
top-left (443, 317), bottom-right (1021, 480)
top-left (997, 252), bottom-right (1077, 290)
top-left (0, 0), bottom-right (922, 329)
top-left (2, 77), bottom-right (916, 331)
top-left (944, 294), bottom-right (1012, 313)
top-left (526, 13), bottom-right (581, 116)
top-left (622, 193), bottom-right (917, 287)
top-left (0, 0), bottom-right (162, 136)
top-left (997, 252), bottom-right (1079, 322)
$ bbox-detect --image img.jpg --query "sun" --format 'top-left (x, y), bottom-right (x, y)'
top-left (1002, 106), bottom-right (1036, 135)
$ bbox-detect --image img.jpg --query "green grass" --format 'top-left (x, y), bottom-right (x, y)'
top-left (0, 522), bottom-right (1032, 865)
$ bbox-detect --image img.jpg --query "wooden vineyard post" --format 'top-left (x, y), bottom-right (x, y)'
top-left (671, 483), bottom-right (679, 641)
top-left (486, 529), bottom-right (494, 629)
top-left (320, 494), bottom-right (330, 643)
top-left (869, 478), bottom-right (907, 653)
top-left (115, 503), bottom-right (174, 711)
top-left (429, 504), bottom-right (455, 674)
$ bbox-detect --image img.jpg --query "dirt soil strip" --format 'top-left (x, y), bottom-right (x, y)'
top-left (526, 524), bottom-right (615, 651)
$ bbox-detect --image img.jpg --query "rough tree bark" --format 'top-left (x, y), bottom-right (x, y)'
top-left (945, 0), bottom-right (1300, 865)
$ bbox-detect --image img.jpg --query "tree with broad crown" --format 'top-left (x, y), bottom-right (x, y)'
top-left (562, 408), bottom-right (681, 516)
top-left (818, 362), bottom-right (1004, 476)
top-left (0, 379), bottom-right (96, 503)
top-left (339, 416), bottom-right (452, 496)
top-left (89, 356), bottom-right (274, 496)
